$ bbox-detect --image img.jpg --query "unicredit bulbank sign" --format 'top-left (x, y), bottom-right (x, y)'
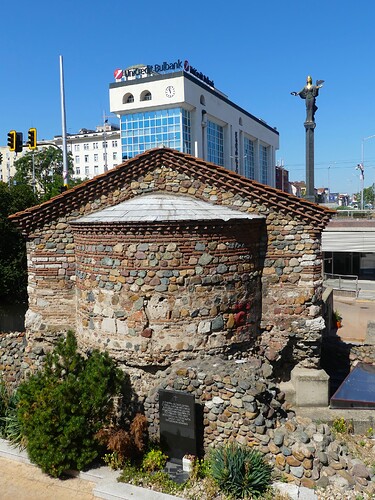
top-left (114, 59), bottom-right (214, 88)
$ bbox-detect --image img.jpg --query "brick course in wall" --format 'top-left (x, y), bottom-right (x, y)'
top-left (72, 220), bottom-right (264, 365)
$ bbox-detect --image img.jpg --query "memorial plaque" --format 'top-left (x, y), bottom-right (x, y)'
top-left (159, 389), bottom-right (196, 460)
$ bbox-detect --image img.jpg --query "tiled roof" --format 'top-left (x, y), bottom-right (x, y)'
top-left (73, 192), bottom-right (264, 224)
top-left (9, 147), bottom-right (335, 233)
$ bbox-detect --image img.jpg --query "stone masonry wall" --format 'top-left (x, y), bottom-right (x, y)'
top-left (72, 220), bottom-right (264, 366)
top-left (24, 166), bottom-right (325, 374)
top-left (143, 357), bottom-right (375, 495)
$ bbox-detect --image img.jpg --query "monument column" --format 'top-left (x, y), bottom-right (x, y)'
top-left (305, 121), bottom-right (316, 202)
top-left (291, 76), bottom-right (324, 203)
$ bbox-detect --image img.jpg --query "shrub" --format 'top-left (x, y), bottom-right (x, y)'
top-left (142, 448), bottom-right (167, 472)
top-left (17, 331), bottom-right (125, 477)
top-left (96, 413), bottom-right (149, 469)
top-left (209, 442), bottom-right (272, 498)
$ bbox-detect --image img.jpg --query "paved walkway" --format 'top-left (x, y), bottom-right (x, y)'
top-left (333, 296), bottom-right (375, 343)
top-left (0, 457), bottom-right (96, 500)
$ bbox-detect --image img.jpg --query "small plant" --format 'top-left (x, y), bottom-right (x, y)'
top-left (209, 442), bottom-right (272, 498)
top-left (118, 462), bottom-right (185, 496)
top-left (190, 457), bottom-right (211, 481)
top-left (103, 451), bottom-right (124, 470)
top-left (366, 427), bottom-right (374, 438)
top-left (331, 417), bottom-right (353, 435)
top-left (142, 448), bottom-right (167, 472)
top-left (333, 309), bottom-right (342, 327)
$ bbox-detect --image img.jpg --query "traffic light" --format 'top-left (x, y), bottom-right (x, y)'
top-left (28, 128), bottom-right (37, 150)
top-left (7, 130), bottom-right (16, 151)
top-left (7, 131), bottom-right (23, 152)
top-left (15, 132), bottom-right (23, 153)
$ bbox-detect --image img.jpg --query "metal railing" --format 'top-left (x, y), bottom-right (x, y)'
top-left (334, 209), bottom-right (374, 219)
top-left (323, 273), bottom-right (359, 296)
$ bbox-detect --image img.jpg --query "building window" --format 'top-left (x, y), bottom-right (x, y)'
top-left (93, 142), bottom-right (98, 149)
top-left (85, 166), bottom-right (89, 177)
top-left (244, 137), bottom-right (255, 179)
top-left (83, 143), bottom-right (89, 150)
top-left (103, 153), bottom-right (107, 161)
top-left (94, 166), bottom-right (99, 175)
top-left (182, 109), bottom-right (192, 155)
top-left (102, 141), bottom-right (108, 148)
top-left (75, 156), bottom-right (80, 164)
top-left (113, 152), bottom-right (117, 160)
top-left (140, 90), bottom-right (152, 101)
top-left (84, 155), bottom-right (89, 163)
top-left (123, 93), bottom-right (134, 104)
top-left (260, 144), bottom-right (268, 184)
top-left (207, 120), bottom-right (224, 166)
top-left (112, 140), bottom-right (117, 148)
top-left (94, 154), bottom-right (98, 161)
top-left (76, 167), bottom-right (80, 175)
top-left (120, 108), bottom-right (191, 159)
top-left (74, 144), bottom-right (80, 151)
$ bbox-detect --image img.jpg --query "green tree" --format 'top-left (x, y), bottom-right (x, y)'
top-left (17, 331), bottom-right (126, 477)
top-left (13, 147), bottom-right (77, 201)
top-left (355, 184), bottom-right (374, 207)
top-left (0, 182), bottom-right (38, 304)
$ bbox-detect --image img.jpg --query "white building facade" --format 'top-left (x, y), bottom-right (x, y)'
top-left (51, 124), bottom-right (121, 180)
top-left (109, 59), bottom-right (279, 186)
top-left (1, 125), bottom-right (121, 186)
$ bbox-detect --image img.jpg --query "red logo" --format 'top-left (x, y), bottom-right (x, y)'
top-left (114, 69), bottom-right (123, 80)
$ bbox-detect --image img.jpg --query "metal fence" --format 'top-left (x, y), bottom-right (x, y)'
top-left (323, 273), bottom-right (359, 297)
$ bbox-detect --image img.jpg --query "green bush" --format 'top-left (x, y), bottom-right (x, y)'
top-left (209, 442), bottom-right (272, 498)
top-left (141, 448), bottom-right (167, 472)
top-left (17, 331), bottom-right (125, 477)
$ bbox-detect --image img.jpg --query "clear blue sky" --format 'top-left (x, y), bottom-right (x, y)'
top-left (2, 0), bottom-right (375, 195)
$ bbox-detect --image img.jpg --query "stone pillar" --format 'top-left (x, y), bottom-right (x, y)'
top-left (305, 121), bottom-right (316, 203)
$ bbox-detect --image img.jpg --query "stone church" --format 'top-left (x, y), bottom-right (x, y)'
top-left (10, 147), bottom-right (334, 394)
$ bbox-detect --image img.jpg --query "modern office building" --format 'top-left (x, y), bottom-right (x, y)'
top-left (109, 59), bottom-right (279, 186)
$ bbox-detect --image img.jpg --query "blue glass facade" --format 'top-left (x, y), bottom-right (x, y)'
top-left (207, 120), bottom-right (224, 166)
top-left (121, 108), bottom-right (191, 160)
top-left (260, 145), bottom-right (268, 185)
top-left (244, 137), bottom-right (255, 179)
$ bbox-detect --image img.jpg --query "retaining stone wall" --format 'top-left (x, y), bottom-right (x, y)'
top-left (143, 357), bottom-right (375, 495)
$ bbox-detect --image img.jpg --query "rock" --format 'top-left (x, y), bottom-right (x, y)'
top-left (351, 462), bottom-right (371, 479)
top-left (316, 475), bottom-right (329, 488)
top-left (300, 477), bottom-right (316, 489)
top-left (317, 451), bottom-right (329, 466)
top-left (286, 456), bottom-right (302, 467)
top-left (290, 465), bottom-right (304, 478)
top-left (336, 469), bottom-right (356, 486)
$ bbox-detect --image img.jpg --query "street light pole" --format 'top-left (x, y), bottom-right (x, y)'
top-left (361, 134), bottom-right (375, 209)
top-left (356, 163), bottom-right (364, 210)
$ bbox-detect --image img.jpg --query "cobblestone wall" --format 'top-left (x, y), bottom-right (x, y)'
top-left (72, 220), bottom-right (263, 366)
top-left (143, 357), bottom-right (374, 494)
